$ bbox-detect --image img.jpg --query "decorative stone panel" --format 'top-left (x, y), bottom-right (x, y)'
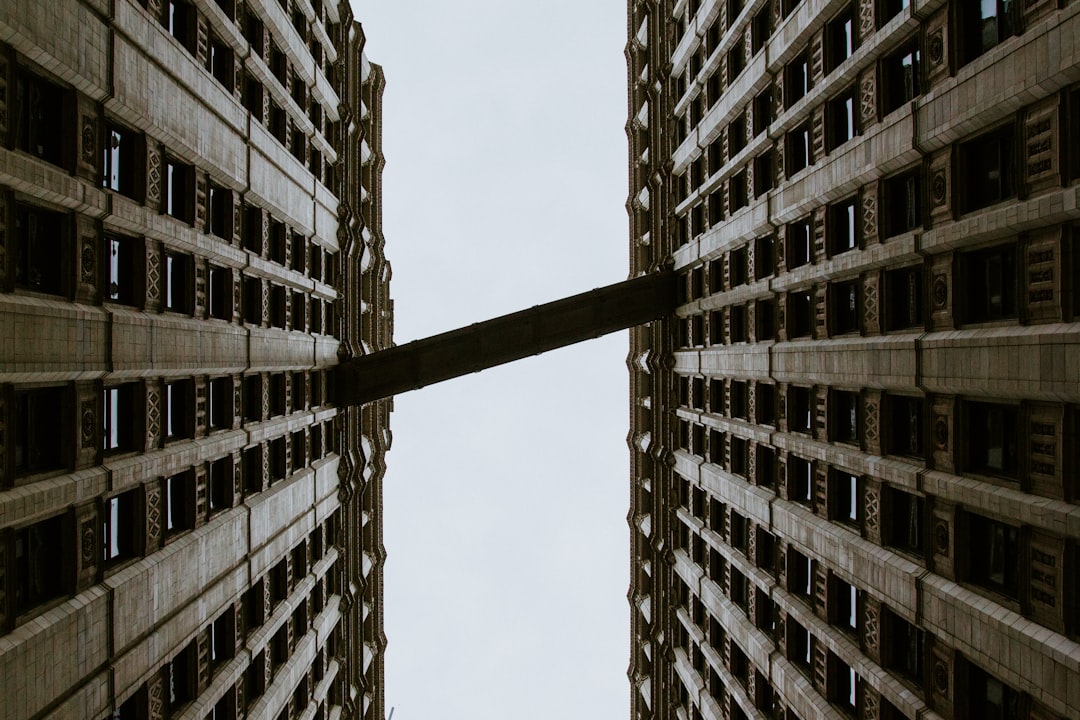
top-left (75, 501), bottom-right (98, 591)
top-left (928, 253), bottom-right (954, 331)
top-left (862, 390), bottom-right (881, 456)
top-left (813, 562), bottom-right (828, 620)
top-left (194, 466), bottom-right (208, 527)
top-left (928, 147), bottom-right (953, 226)
top-left (924, 8), bottom-right (950, 90)
top-left (814, 284), bottom-right (826, 338)
top-left (862, 477), bottom-right (882, 544)
top-left (145, 481), bottom-right (163, 553)
top-left (811, 207), bottom-right (826, 263)
top-left (929, 642), bottom-right (954, 719)
top-left (856, 0), bottom-right (875, 47)
top-left (1025, 228), bottom-right (1063, 324)
top-left (811, 105), bottom-right (826, 166)
top-left (145, 239), bottom-right (163, 312)
top-left (196, 629), bottom-right (211, 691)
top-left (1023, 96), bottom-right (1061, 195)
top-left (0, 191), bottom-right (10, 291)
top-left (809, 31), bottom-right (824, 86)
top-left (813, 464), bottom-right (828, 519)
top-left (194, 258), bottom-right (207, 318)
top-left (931, 395), bottom-right (955, 473)
top-left (862, 270), bottom-right (881, 335)
top-left (76, 214), bottom-right (99, 305)
top-left (814, 385), bottom-right (828, 442)
top-left (931, 500), bottom-right (955, 580)
top-left (76, 94), bottom-right (99, 182)
top-left (862, 594), bottom-right (881, 663)
top-left (861, 182), bottom-right (878, 245)
top-left (194, 377), bottom-right (207, 437)
top-left (1028, 529), bottom-right (1067, 632)
top-left (777, 384), bottom-right (789, 433)
top-left (147, 670), bottom-right (165, 720)
top-left (812, 641), bottom-right (828, 695)
top-left (862, 684), bottom-right (881, 720)
top-left (146, 140), bottom-right (162, 211)
top-left (1029, 404), bottom-right (1064, 498)
top-left (0, 51), bottom-right (10, 144)
top-left (195, 175), bottom-right (208, 231)
top-left (145, 379), bottom-right (162, 449)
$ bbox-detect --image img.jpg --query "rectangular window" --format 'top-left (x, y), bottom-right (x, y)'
top-left (728, 40), bottom-right (746, 83)
top-left (243, 445), bottom-right (264, 494)
top-left (729, 113), bottom-right (747, 159)
top-left (290, 291), bottom-right (305, 331)
top-left (164, 470), bottom-right (195, 536)
top-left (243, 8), bottom-right (264, 56)
top-left (15, 67), bottom-right (68, 167)
top-left (754, 236), bottom-right (774, 279)
top-left (243, 204), bottom-right (263, 254)
top-left (14, 514), bottom-right (67, 614)
top-left (242, 276), bottom-right (261, 325)
top-left (243, 72), bottom-right (264, 121)
top-left (830, 278), bottom-right (860, 335)
top-left (270, 559), bottom-right (288, 605)
top-left (966, 402), bottom-right (1018, 477)
top-left (14, 202), bottom-right (65, 296)
top-left (785, 52), bottom-right (810, 108)
top-left (789, 289), bottom-right (814, 338)
top-left (960, 125), bottom-right (1017, 213)
top-left (730, 381), bottom-right (748, 419)
top-left (753, 89), bottom-right (773, 136)
top-left (291, 430), bottom-right (306, 472)
top-left (165, 252), bottom-right (193, 314)
top-left (961, 243), bottom-right (1017, 322)
top-left (208, 377), bottom-right (232, 431)
top-left (789, 620), bottom-right (812, 671)
top-left (310, 297), bottom-right (323, 333)
top-left (165, 379), bottom-right (193, 440)
top-left (751, 7), bottom-right (771, 54)
top-left (756, 298), bottom-right (776, 341)
top-left (787, 218), bottom-right (812, 268)
top-left (754, 150), bottom-right (775, 197)
top-left (270, 373), bottom-right (286, 417)
top-left (269, 101), bottom-right (287, 144)
top-left (107, 234), bottom-right (142, 306)
top-left (756, 383), bottom-right (776, 425)
top-left (886, 488), bottom-right (923, 553)
top-left (825, 7), bottom-right (855, 73)
top-left (208, 265), bottom-right (232, 320)
top-left (827, 88), bottom-right (857, 152)
top-left (104, 489), bottom-right (141, 564)
top-left (885, 265), bottom-right (923, 330)
top-left (208, 184), bottom-right (232, 239)
top-left (15, 386), bottom-right (66, 477)
top-left (789, 547), bottom-right (813, 599)
top-left (268, 218), bottom-right (286, 264)
top-left (245, 651), bottom-right (266, 703)
top-left (166, 0), bottom-right (197, 53)
top-left (787, 122), bottom-right (812, 174)
top-left (242, 374), bottom-right (262, 423)
top-left (209, 34), bottom-right (235, 91)
top-left (883, 169), bottom-right (922, 237)
top-left (831, 390), bottom-right (860, 444)
top-left (165, 158), bottom-right (195, 224)
top-left (103, 122), bottom-right (143, 199)
top-left (709, 429), bottom-right (725, 465)
top-left (967, 663), bottom-right (1021, 720)
top-left (789, 456), bottom-right (813, 504)
top-left (968, 512), bottom-right (1019, 597)
top-left (887, 612), bottom-right (923, 681)
top-left (731, 305), bottom-right (748, 342)
top-left (882, 43), bottom-right (920, 115)
top-left (828, 198), bottom-right (858, 255)
top-left (729, 170), bottom-right (749, 211)
top-left (309, 244), bottom-right (323, 282)
top-left (789, 387), bottom-right (813, 433)
top-left (731, 437), bottom-right (749, 476)
top-left (208, 456), bottom-right (232, 513)
top-left (831, 574), bottom-right (858, 633)
top-left (830, 470), bottom-right (859, 526)
top-left (269, 436), bottom-right (287, 482)
top-left (210, 608), bottom-right (235, 669)
top-left (832, 655), bottom-right (859, 715)
top-left (888, 395), bottom-right (923, 457)
top-left (104, 383), bottom-right (141, 453)
top-left (269, 285), bottom-right (287, 329)
top-left (960, 0), bottom-right (1014, 66)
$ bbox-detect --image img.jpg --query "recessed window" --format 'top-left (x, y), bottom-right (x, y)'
top-left (832, 655), bottom-right (859, 715)
top-left (15, 68), bottom-right (67, 168)
top-left (245, 651), bottom-right (266, 703)
top-left (309, 297), bottom-right (323, 333)
top-left (830, 278), bottom-right (860, 335)
top-left (751, 7), bottom-right (772, 54)
top-left (825, 6), bottom-right (855, 74)
top-left (756, 299), bottom-right (776, 341)
top-left (164, 470), bottom-right (195, 536)
top-left (731, 305), bottom-right (748, 342)
top-left (730, 381), bottom-right (748, 419)
top-left (208, 184), bottom-right (232, 240)
top-left (827, 88), bottom-right (857, 152)
top-left (15, 386), bottom-right (66, 477)
top-left (243, 445), bottom-right (264, 494)
top-left (967, 663), bottom-right (1021, 719)
top-left (165, 642), bottom-right (197, 713)
top-left (290, 125), bottom-right (307, 164)
top-left (107, 234), bottom-right (142, 306)
top-left (208, 376), bottom-right (232, 431)
top-left (104, 489), bottom-right (141, 564)
top-left (103, 122), bottom-right (143, 200)
top-left (14, 202), bottom-right (65, 296)
top-left (966, 402), bottom-right (1018, 477)
top-left (968, 512), bottom-right (1019, 597)
top-left (789, 387), bottom-right (813, 433)
top-left (756, 383), bottom-right (776, 425)
top-left (728, 39), bottom-right (746, 83)
top-left (166, 0), bottom-right (197, 53)
top-left (831, 574), bottom-right (858, 633)
top-left (787, 218), bottom-right (812, 269)
top-left (209, 34), bottom-right (235, 91)
top-left (165, 379), bottom-right (193, 440)
top-left (789, 620), bottom-right (812, 671)
top-left (270, 558), bottom-right (289, 605)
top-left (270, 373), bottom-right (287, 417)
top-left (242, 276), bottom-right (262, 325)
top-left (787, 122), bottom-right (811, 175)
top-left (209, 456), bottom-right (232, 514)
top-left (269, 285), bottom-right (287, 329)
top-left (885, 487), bottom-right (923, 553)
top-left (888, 395), bottom-right (923, 457)
top-left (731, 437), bottom-right (749, 477)
top-left (268, 218), bottom-right (287, 264)
top-left (753, 89), bottom-right (773, 136)
top-left (14, 514), bottom-right (67, 614)
top-left (290, 291), bottom-right (306, 331)
top-left (828, 199), bottom-right (858, 256)
top-left (210, 608), bottom-right (236, 669)
top-left (269, 42), bottom-right (288, 86)
top-left (165, 158), bottom-right (195, 224)
top-left (243, 374), bottom-right (262, 423)
top-left (789, 456), bottom-right (813, 505)
top-left (165, 252), bottom-right (193, 314)
top-left (729, 170), bottom-right (749, 211)
top-left (709, 429), bottom-right (725, 465)
top-left (960, 0), bottom-right (1014, 66)
top-left (243, 72), bottom-right (264, 121)
top-left (789, 547), bottom-right (813, 599)
top-left (291, 430), bottom-right (306, 472)
top-left (882, 43), bottom-right (920, 115)
top-left (885, 265), bottom-right (923, 330)
top-left (243, 9), bottom-right (265, 56)
top-left (269, 101), bottom-right (287, 144)
top-left (882, 169), bottom-right (921, 237)
top-left (729, 113), bottom-right (747, 159)
top-left (789, 289), bottom-right (814, 338)
top-left (959, 125), bottom-right (1017, 213)
top-left (270, 436), bottom-right (287, 482)
top-left (961, 243), bottom-right (1017, 322)
top-left (886, 612), bottom-right (923, 681)
top-left (785, 52), bottom-right (810, 108)
top-left (831, 470), bottom-right (859, 525)
top-left (208, 265), bottom-right (232, 320)
top-left (754, 150), bottom-right (775, 197)
top-left (831, 390), bottom-right (860, 444)
top-left (104, 383), bottom-right (141, 453)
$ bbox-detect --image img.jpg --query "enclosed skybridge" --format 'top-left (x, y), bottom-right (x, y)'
top-left (334, 269), bottom-right (677, 406)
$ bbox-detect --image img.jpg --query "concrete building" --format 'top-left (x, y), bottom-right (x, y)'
top-left (0, 0), bottom-right (391, 719)
top-left (626, 1), bottom-right (1080, 720)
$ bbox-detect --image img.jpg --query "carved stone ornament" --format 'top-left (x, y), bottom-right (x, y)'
top-left (81, 115), bottom-right (96, 163)
top-left (933, 657), bottom-right (950, 695)
top-left (931, 169), bottom-right (947, 206)
top-left (932, 275), bottom-right (948, 308)
top-left (928, 30), bottom-right (944, 65)
top-left (81, 521), bottom-right (95, 564)
top-left (934, 415), bottom-right (949, 449)
top-left (80, 236), bottom-right (96, 284)
top-left (934, 519), bottom-right (950, 556)
top-left (80, 399), bottom-right (96, 448)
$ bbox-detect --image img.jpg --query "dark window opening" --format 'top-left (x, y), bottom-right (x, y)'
top-left (270, 436), bottom-right (287, 483)
top-left (752, 7), bottom-right (772, 55)
top-left (730, 170), bottom-right (749, 211)
top-left (166, 0), bottom-right (197, 53)
top-left (754, 150), bottom-right (775, 197)
top-left (269, 102), bottom-right (287, 144)
top-left (243, 205), bottom-right (263, 254)
top-left (243, 10), bottom-right (265, 56)
top-left (827, 88), bottom-right (857, 152)
top-left (14, 386), bottom-right (66, 477)
top-left (789, 290), bottom-right (814, 338)
top-left (103, 123), bottom-right (143, 199)
top-left (888, 395), bottom-right (923, 457)
top-left (208, 376), bottom-right (232, 431)
top-left (831, 470), bottom-right (859, 526)
top-left (960, 0), bottom-right (1015, 66)
top-left (882, 43), bottom-right (920, 115)
top-left (883, 169), bottom-right (922, 237)
top-left (268, 218), bottom-right (287, 264)
top-left (14, 68), bottom-right (67, 168)
top-left (729, 113), bottom-right (747, 158)
top-left (14, 202), bottom-right (65, 296)
top-left (789, 456), bottom-right (813, 504)
top-left (165, 379), bottom-right (194, 440)
top-left (208, 184), bottom-right (232, 240)
top-left (789, 547), bottom-right (813, 599)
top-left (103, 489), bottom-right (141, 565)
top-left (731, 437), bottom-right (749, 477)
top-left (830, 278), bottom-right (860, 335)
top-left (968, 512), bottom-right (1019, 597)
top-left (728, 40), bottom-right (746, 83)
top-left (756, 384), bottom-right (776, 425)
top-left (269, 285), bottom-right (287, 329)
top-left (966, 402), bottom-right (1018, 477)
top-left (831, 390), bottom-right (860, 444)
top-left (209, 34), bottom-right (235, 91)
top-left (885, 488), bottom-right (923, 553)
top-left (243, 73), bottom-right (264, 121)
top-left (753, 89), bottom-right (773, 136)
top-left (290, 291), bottom-right (306, 331)
top-left (789, 387), bottom-right (813, 434)
top-left (756, 299), bottom-right (776, 341)
top-left (291, 430), bottom-right (306, 472)
top-left (270, 374), bottom-right (286, 417)
top-left (107, 234), bottom-right (142, 306)
top-left (887, 612), bottom-right (923, 681)
top-left (208, 265), bottom-right (231, 320)
top-left (886, 265), bottom-right (923, 331)
top-left (785, 53), bottom-right (810, 108)
top-left (14, 514), bottom-right (67, 614)
top-left (242, 276), bottom-right (262, 325)
top-left (788, 218), bottom-right (812, 268)
top-left (831, 655), bottom-right (859, 715)
top-left (731, 305), bottom-right (748, 342)
top-left (967, 663), bottom-right (1021, 720)
top-left (961, 243), bottom-right (1017, 322)
top-left (790, 621), bottom-right (812, 671)
top-left (825, 7), bottom-right (855, 74)
top-left (731, 381), bottom-right (748, 419)
top-left (787, 122), bottom-right (811, 174)
top-left (243, 445), bottom-right (263, 494)
top-left (165, 252), bottom-right (193, 314)
top-left (104, 383), bottom-right (141, 453)
top-left (828, 199), bottom-right (858, 256)
top-left (210, 608), bottom-right (235, 669)
top-left (960, 125), bottom-right (1017, 213)
top-left (709, 429), bottom-right (725, 465)
top-left (209, 456), bottom-right (232, 513)
top-left (243, 375), bottom-right (262, 422)
top-left (164, 470), bottom-right (195, 536)
top-left (164, 642), bottom-right (196, 713)
top-left (831, 575), bottom-right (858, 633)
top-left (165, 158), bottom-right (195, 224)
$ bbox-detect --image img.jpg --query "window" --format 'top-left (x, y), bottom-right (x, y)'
top-left (290, 125), bottom-right (306, 164)
top-left (729, 170), bottom-right (748, 211)
top-left (14, 386), bottom-right (65, 477)
top-left (107, 234), bottom-right (142, 306)
top-left (242, 276), bottom-right (262, 325)
top-left (828, 199), bottom-right (858, 256)
top-left (786, 53), bottom-right (810, 108)
top-left (831, 470), bottom-right (859, 525)
top-left (14, 202), bottom-right (65, 296)
top-left (831, 390), bottom-right (859, 444)
top-left (103, 122), bottom-right (142, 199)
top-left (968, 512), bottom-right (1019, 597)
top-left (882, 43), bottom-right (920, 115)
top-left (961, 243), bottom-right (1017, 322)
top-left (827, 88), bottom-right (857, 152)
top-left (269, 285), bottom-right (287, 328)
top-left (268, 219), bottom-right (287, 264)
top-left (14, 514), bottom-right (67, 614)
top-left (789, 547), bottom-right (813, 599)
top-left (208, 265), bottom-right (232, 320)
top-left (731, 305), bottom-right (748, 342)
top-left (291, 291), bottom-right (306, 331)
top-left (756, 299), bottom-right (776, 341)
top-left (291, 430), bottom-right (306, 472)
top-left (789, 289), bottom-right (813, 338)
top-left (789, 456), bottom-right (813, 504)
top-left (310, 297), bottom-right (323, 333)
top-left (966, 402), bottom-right (1018, 477)
top-left (756, 384), bottom-right (776, 425)
top-left (164, 252), bottom-right (193, 314)
top-left (242, 376), bottom-right (263, 425)
top-left (243, 445), bottom-right (264, 494)
top-left (832, 655), bottom-right (858, 715)
top-left (728, 40), bottom-right (746, 82)
top-left (165, 158), bottom-right (195, 224)
top-left (309, 244), bottom-right (323, 281)
top-left (732, 437), bottom-right (749, 476)
top-left (270, 436), bottom-right (287, 482)
top-left (886, 265), bottom-right (923, 330)
top-left (245, 651), bottom-right (266, 703)
top-left (789, 387), bottom-right (813, 434)
top-left (209, 34), bottom-right (235, 91)
top-left (210, 609), bottom-right (235, 669)
top-left (243, 9), bottom-right (265, 56)
top-left (270, 559), bottom-right (289, 605)
top-left (787, 122), bottom-right (811, 174)
top-left (104, 383), bottom-right (141, 453)
top-left (165, 642), bottom-right (197, 715)
top-left (729, 113), bottom-right (747, 158)
top-left (14, 68), bottom-right (67, 168)
top-left (730, 381), bottom-right (748, 419)
top-left (882, 169), bottom-right (921, 237)
top-left (104, 489), bottom-right (141, 564)
top-left (960, 0), bottom-right (1014, 66)
top-left (292, 371), bottom-right (306, 412)
top-left (269, 101), bottom-right (287, 144)
top-left (208, 377), bottom-right (232, 431)
top-left (754, 150), bottom-right (775, 197)
top-left (967, 663), bottom-right (1021, 720)
top-left (730, 568), bottom-right (750, 610)
top-left (751, 7), bottom-right (771, 54)
top-left (208, 184), bottom-right (232, 239)
top-left (888, 395), bottom-right (923, 457)
top-left (878, 0), bottom-right (910, 23)
top-left (789, 620), bottom-right (812, 671)
top-left (753, 89), bottom-right (773, 136)
top-left (960, 125), bottom-right (1017, 213)
top-left (887, 612), bottom-right (923, 681)
top-left (832, 575), bottom-right (858, 633)
top-left (166, 0), bottom-right (197, 53)
top-left (787, 218), bottom-right (812, 268)
top-left (825, 6), bottom-right (855, 74)
top-left (164, 471), bottom-right (195, 536)
top-left (269, 42), bottom-right (288, 86)
top-left (243, 72), bottom-right (264, 121)
top-left (710, 379), bottom-right (724, 413)
top-left (885, 488), bottom-right (923, 553)
top-left (165, 379), bottom-right (193, 440)
top-left (209, 456), bottom-right (232, 513)
top-left (830, 279), bottom-right (860, 335)
top-left (709, 429), bottom-right (725, 465)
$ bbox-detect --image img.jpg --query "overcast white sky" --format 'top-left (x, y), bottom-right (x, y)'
top-left (353, 3), bottom-right (633, 719)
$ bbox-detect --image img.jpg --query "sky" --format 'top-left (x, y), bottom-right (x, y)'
top-left (352, 3), bottom-right (633, 719)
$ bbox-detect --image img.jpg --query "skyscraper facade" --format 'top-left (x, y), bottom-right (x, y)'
top-left (0, 0), bottom-right (390, 718)
top-left (627, 1), bottom-right (1079, 719)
